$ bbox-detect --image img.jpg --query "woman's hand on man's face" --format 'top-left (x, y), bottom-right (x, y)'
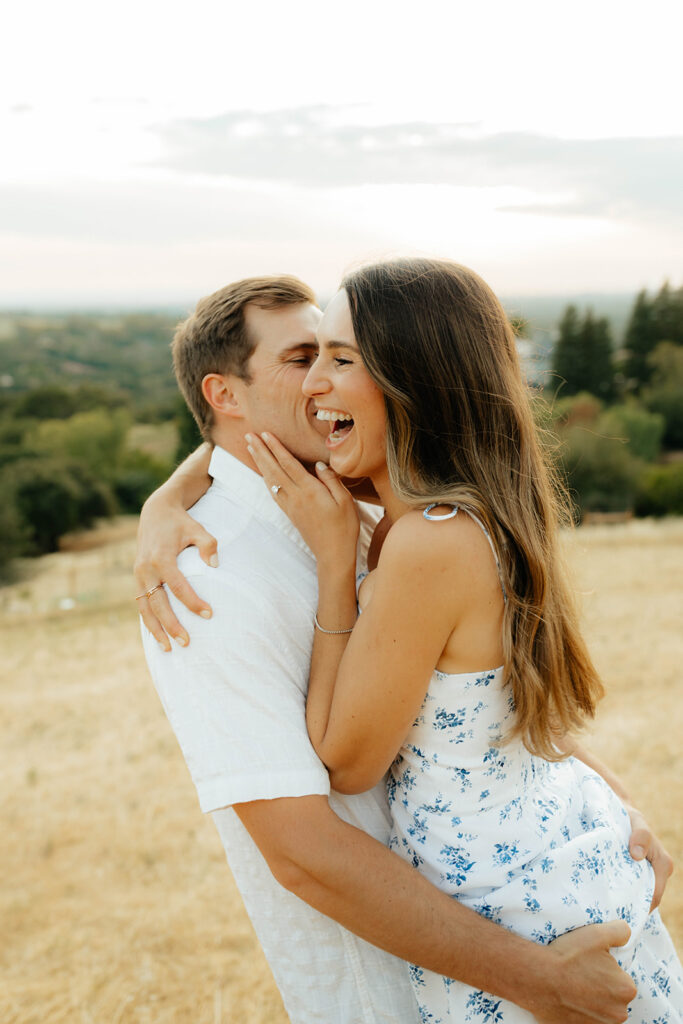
top-left (246, 432), bottom-right (360, 569)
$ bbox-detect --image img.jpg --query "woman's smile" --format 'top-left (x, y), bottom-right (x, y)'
top-left (315, 407), bottom-right (355, 447)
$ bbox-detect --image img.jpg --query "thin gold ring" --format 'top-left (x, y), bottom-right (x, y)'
top-left (135, 583), bottom-right (164, 601)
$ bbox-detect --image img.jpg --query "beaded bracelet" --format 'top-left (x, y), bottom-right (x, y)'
top-left (314, 614), bottom-right (355, 635)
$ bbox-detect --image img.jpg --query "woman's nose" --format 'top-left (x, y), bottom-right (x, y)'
top-left (302, 357), bottom-right (330, 398)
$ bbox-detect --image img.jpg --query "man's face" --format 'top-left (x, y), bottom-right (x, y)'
top-left (236, 302), bottom-right (329, 466)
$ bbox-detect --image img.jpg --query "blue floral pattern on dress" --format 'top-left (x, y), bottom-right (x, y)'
top-left (387, 665), bottom-right (683, 1020)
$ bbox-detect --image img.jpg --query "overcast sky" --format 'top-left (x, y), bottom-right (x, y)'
top-left (1, 0), bottom-right (681, 306)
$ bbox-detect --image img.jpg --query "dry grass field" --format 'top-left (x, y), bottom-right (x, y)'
top-left (2, 516), bottom-right (682, 1023)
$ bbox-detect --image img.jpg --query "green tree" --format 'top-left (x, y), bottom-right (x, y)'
top-left (551, 305), bottom-right (581, 395)
top-left (644, 341), bottom-right (683, 449)
top-left (652, 281), bottom-right (683, 348)
top-left (622, 289), bottom-right (656, 389)
top-left (551, 307), bottom-right (614, 400)
top-left (6, 457), bottom-right (115, 554)
top-left (28, 409), bottom-right (130, 478)
top-left (13, 385), bottom-right (79, 420)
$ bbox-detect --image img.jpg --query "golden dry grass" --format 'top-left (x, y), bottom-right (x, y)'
top-left (1, 516), bottom-right (682, 1023)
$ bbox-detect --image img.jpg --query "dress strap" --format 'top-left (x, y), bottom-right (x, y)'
top-left (422, 504), bottom-right (508, 604)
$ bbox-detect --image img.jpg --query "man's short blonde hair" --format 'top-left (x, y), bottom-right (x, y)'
top-left (172, 276), bottom-right (316, 439)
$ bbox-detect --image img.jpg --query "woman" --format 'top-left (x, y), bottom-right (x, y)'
top-left (239, 259), bottom-right (682, 1022)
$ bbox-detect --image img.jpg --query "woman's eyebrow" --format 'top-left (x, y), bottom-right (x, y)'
top-left (323, 339), bottom-right (358, 352)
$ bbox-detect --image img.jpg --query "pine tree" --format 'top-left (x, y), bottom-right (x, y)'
top-left (551, 305), bottom-right (581, 395)
top-left (551, 306), bottom-right (615, 399)
top-left (623, 289), bottom-right (655, 389)
top-left (652, 281), bottom-right (683, 348)
top-left (582, 314), bottom-right (615, 401)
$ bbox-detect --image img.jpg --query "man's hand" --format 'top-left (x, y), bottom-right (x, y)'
top-left (626, 804), bottom-right (674, 910)
top-left (134, 496), bottom-right (217, 651)
top-left (534, 921), bottom-right (636, 1023)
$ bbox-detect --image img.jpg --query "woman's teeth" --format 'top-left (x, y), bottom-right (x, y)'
top-left (316, 410), bottom-right (352, 422)
top-left (316, 409), bottom-right (354, 444)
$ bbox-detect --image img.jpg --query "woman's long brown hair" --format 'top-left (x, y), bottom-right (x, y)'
top-left (342, 258), bottom-right (603, 760)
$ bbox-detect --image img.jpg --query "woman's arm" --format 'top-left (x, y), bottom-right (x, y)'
top-left (313, 513), bottom-right (466, 792)
top-left (134, 443), bottom-right (217, 649)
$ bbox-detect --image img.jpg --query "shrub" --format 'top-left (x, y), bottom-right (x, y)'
top-left (550, 391), bottom-right (603, 429)
top-left (597, 404), bottom-right (665, 462)
top-left (113, 449), bottom-right (172, 513)
top-left (634, 463), bottom-right (683, 517)
top-left (559, 427), bottom-right (642, 517)
top-left (27, 409), bottom-right (131, 479)
top-left (0, 486), bottom-right (29, 578)
top-left (6, 457), bottom-right (115, 554)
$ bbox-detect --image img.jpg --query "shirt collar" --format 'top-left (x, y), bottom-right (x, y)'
top-left (208, 445), bottom-right (315, 560)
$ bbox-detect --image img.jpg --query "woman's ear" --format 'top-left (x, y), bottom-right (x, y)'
top-left (201, 373), bottom-right (244, 419)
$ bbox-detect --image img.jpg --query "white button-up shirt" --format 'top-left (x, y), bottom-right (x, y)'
top-left (141, 446), bottom-right (419, 1024)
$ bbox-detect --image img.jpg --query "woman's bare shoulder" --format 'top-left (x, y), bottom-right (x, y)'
top-left (380, 506), bottom-right (490, 566)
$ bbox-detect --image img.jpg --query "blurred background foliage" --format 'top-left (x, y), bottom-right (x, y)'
top-left (0, 282), bottom-right (682, 576)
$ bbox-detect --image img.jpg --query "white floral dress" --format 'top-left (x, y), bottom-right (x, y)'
top-left (364, 508), bottom-right (683, 1022)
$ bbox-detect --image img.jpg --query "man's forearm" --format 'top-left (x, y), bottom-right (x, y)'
top-left (236, 795), bottom-right (555, 1014)
top-left (146, 442), bottom-right (213, 512)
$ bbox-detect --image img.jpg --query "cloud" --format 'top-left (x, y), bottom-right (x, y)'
top-left (0, 177), bottom-right (381, 248)
top-left (151, 107), bottom-right (683, 223)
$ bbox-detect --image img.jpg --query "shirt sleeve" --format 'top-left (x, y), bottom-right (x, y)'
top-left (141, 570), bottom-right (330, 813)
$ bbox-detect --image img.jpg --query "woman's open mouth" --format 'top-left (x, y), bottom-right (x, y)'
top-left (316, 408), bottom-right (355, 447)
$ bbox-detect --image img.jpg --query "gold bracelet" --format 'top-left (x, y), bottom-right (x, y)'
top-left (314, 614), bottom-right (355, 635)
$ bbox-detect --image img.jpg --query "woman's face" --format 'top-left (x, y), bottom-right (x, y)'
top-left (303, 289), bottom-right (387, 480)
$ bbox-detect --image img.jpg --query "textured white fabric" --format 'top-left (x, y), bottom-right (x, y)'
top-left (141, 446), bottom-right (419, 1024)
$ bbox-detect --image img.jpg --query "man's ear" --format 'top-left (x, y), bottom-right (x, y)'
top-left (201, 373), bottom-right (245, 420)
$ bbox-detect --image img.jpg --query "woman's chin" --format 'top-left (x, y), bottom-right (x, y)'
top-left (329, 452), bottom-right (363, 479)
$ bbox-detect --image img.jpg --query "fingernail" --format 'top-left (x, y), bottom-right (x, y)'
top-left (632, 845), bottom-right (646, 859)
top-left (245, 433), bottom-right (253, 443)
top-left (247, 445), bottom-right (254, 455)
top-left (315, 461), bottom-right (327, 472)
top-left (261, 432), bottom-right (270, 441)
top-left (158, 642), bottom-right (170, 653)
top-left (175, 636), bottom-right (188, 647)
top-left (200, 609), bottom-right (212, 619)
top-left (209, 554), bottom-right (219, 568)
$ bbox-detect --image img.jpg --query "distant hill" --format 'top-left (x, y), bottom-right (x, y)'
top-left (499, 293), bottom-right (636, 342)
top-left (0, 312), bottom-right (180, 410)
top-left (0, 294), bottom-right (638, 402)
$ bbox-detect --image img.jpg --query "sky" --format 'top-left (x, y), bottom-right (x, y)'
top-left (1, 0), bottom-right (681, 307)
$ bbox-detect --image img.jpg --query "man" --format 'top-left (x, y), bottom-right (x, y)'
top-left (137, 275), bottom-right (662, 1023)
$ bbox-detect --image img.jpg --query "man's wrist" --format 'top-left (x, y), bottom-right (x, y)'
top-left (494, 942), bottom-right (561, 1015)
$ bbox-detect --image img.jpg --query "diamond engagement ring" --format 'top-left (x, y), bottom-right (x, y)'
top-left (271, 484), bottom-right (282, 496)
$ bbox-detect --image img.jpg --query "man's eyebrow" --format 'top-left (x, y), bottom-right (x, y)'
top-left (279, 341), bottom-right (319, 357)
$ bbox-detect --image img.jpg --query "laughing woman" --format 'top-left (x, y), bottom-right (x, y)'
top-left (242, 259), bottom-right (683, 1023)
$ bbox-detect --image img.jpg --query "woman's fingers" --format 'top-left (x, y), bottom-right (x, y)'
top-left (259, 432), bottom-right (314, 484)
top-left (626, 804), bottom-right (674, 910)
top-left (315, 461), bottom-right (353, 506)
top-left (246, 433), bottom-right (291, 488)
